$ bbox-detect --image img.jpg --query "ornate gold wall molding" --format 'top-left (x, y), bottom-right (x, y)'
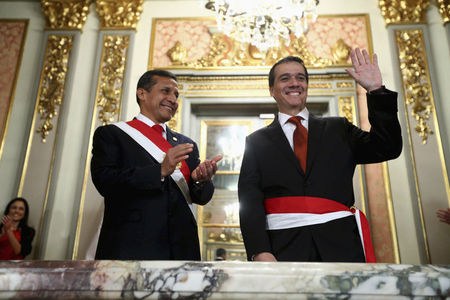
top-left (337, 81), bottom-right (355, 88)
top-left (36, 35), bottom-right (74, 142)
top-left (338, 96), bottom-right (356, 124)
top-left (436, 0), bottom-right (450, 25)
top-left (41, 0), bottom-right (91, 30)
top-left (95, 0), bottom-right (144, 30)
top-left (180, 34), bottom-right (332, 68)
top-left (379, 0), bottom-right (430, 25)
top-left (95, 35), bottom-right (129, 125)
top-left (394, 29), bottom-right (434, 144)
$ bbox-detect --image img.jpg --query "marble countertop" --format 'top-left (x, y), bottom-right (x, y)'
top-left (0, 260), bottom-right (448, 299)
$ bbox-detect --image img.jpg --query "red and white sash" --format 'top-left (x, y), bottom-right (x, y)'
top-left (113, 119), bottom-right (192, 207)
top-left (265, 196), bottom-right (376, 263)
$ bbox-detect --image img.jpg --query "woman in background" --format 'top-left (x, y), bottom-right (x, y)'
top-left (0, 197), bottom-right (35, 260)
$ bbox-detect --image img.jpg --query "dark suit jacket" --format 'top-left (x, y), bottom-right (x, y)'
top-left (238, 89), bottom-right (402, 262)
top-left (91, 122), bottom-right (214, 260)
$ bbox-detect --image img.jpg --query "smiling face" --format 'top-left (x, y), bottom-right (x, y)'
top-left (270, 61), bottom-right (308, 116)
top-left (7, 200), bottom-right (26, 223)
top-left (137, 75), bottom-right (179, 124)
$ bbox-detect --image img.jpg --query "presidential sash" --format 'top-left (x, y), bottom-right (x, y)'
top-left (265, 196), bottom-right (376, 263)
top-left (113, 120), bottom-right (192, 207)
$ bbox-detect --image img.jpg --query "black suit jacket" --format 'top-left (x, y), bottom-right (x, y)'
top-left (91, 122), bottom-right (214, 260)
top-left (238, 89), bottom-right (402, 262)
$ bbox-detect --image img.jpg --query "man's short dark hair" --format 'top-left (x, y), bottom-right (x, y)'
top-left (268, 56), bottom-right (309, 87)
top-left (136, 69), bottom-right (178, 104)
top-left (216, 248), bottom-right (226, 257)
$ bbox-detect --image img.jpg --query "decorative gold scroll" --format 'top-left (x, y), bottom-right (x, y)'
top-left (395, 29), bottom-right (434, 144)
top-left (330, 38), bottom-right (352, 65)
top-left (96, 35), bottom-right (130, 125)
top-left (378, 0), bottom-right (430, 25)
top-left (338, 96), bottom-right (356, 124)
top-left (180, 34), bottom-right (332, 68)
top-left (167, 41), bottom-right (188, 65)
top-left (95, 0), bottom-right (144, 30)
top-left (437, 0), bottom-right (450, 25)
top-left (36, 35), bottom-right (74, 142)
top-left (41, 0), bottom-right (91, 30)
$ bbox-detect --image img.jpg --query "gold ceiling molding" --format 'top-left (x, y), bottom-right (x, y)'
top-left (337, 81), bottom-right (355, 88)
top-left (36, 35), bottom-right (74, 142)
top-left (187, 84), bottom-right (267, 91)
top-left (395, 29), bottom-right (434, 144)
top-left (309, 83), bottom-right (333, 89)
top-left (172, 33), bottom-right (333, 68)
top-left (378, 0), bottom-right (430, 25)
top-left (436, 0), bottom-right (450, 25)
top-left (95, 0), bottom-right (144, 30)
top-left (96, 35), bottom-right (129, 125)
top-left (176, 74), bottom-right (351, 83)
top-left (41, 0), bottom-right (91, 30)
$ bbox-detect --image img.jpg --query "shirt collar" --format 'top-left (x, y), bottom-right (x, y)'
top-left (136, 113), bottom-right (167, 132)
top-left (278, 107), bottom-right (309, 126)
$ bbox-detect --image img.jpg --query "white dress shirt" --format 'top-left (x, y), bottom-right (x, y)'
top-left (278, 108), bottom-right (309, 151)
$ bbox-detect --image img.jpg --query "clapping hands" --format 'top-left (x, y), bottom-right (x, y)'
top-left (192, 154), bottom-right (223, 183)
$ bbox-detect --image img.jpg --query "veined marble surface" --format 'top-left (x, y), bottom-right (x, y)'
top-left (0, 260), bottom-right (448, 299)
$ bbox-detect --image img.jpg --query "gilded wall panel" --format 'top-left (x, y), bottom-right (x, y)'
top-left (36, 35), bottom-right (74, 142)
top-left (96, 34), bottom-right (129, 125)
top-left (0, 20), bottom-right (28, 159)
top-left (394, 28), bottom-right (450, 263)
top-left (18, 33), bottom-right (75, 258)
top-left (395, 29), bottom-right (433, 145)
top-left (149, 15), bottom-right (371, 69)
top-left (73, 32), bottom-right (132, 259)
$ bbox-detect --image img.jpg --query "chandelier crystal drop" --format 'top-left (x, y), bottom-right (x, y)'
top-left (202, 0), bottom-right (320, 52)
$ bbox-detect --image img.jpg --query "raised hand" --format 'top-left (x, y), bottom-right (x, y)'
top-left (345, 48), bottom-right (382, 92)
top-left (161, 143), bottom-right (194, 177)
top-left (192, 154), bottom-right (223, 182)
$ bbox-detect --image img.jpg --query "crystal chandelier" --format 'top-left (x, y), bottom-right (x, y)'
top-left (202, 0), bottom-right (320, 52)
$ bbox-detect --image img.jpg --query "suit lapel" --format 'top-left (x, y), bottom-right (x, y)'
top-left (263, 117), bottom-right (304, 176)
top-left (305, 114), bottom-right (325, 177)
top-left (165, 127), bottom-right (179, 147)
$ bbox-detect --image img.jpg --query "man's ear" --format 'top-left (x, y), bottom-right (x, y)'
top-left (269, 86), bottom-right (274, 97)
top-left (137, 88), bottom-right (145, 102)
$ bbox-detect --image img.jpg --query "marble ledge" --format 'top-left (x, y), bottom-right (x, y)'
top-left (0, 260), bottom-right (448, 299)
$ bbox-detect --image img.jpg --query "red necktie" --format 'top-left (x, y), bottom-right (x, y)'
top-left (288, 116), bottom-right (308, 172)
top-left (152, 124), bottom-right (164, 137)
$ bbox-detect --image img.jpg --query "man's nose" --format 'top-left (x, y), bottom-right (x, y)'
top-left (288, 77), bottom-right (301, 86)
